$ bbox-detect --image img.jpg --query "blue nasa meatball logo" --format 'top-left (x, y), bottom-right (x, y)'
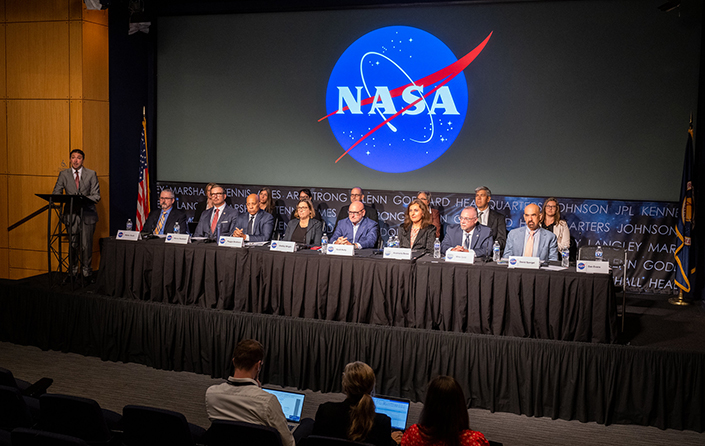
top-left (323, 26), bottom-right (492, 173)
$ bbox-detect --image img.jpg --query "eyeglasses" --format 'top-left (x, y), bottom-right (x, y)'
top-left (350, 194), bottom-right (363, 198)
top-left (159, 197), bottom-right (174, 200)
top-left (297, 206), bottom-right (309, 210)
top-left (349, 211), bottom-right (364, 216)
top-left (211, 192), bottom-right (225, 196)
top-left (459, 217), bottom-right (477, 222)
top-left (544, 205), bottom-right (557, 209)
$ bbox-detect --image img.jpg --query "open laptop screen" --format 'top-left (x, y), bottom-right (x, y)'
top-left (262, 388), bottom-right (305, 423)
top-left (372, 395), bottom-right (410, 430)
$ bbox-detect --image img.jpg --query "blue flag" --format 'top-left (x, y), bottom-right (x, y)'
top-left (674, 126), bottom-right (695, 295)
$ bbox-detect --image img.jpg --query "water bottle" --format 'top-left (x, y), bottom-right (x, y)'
top-left (394, 235), bottom-right (400, 248)
top-left (595, 245), bottom-right (603, 262)
top-left (493, 241), bottom-right (500, 262)
top-left (433, 238), bottom-right (441, 259)
top-left (388, 236), bottom-right (394, 248)
top-left (174, 221), bottom-right (180, 234)
top-left (320, 233), bottom-right (328, 253)
top-left (561, 246), bottom-right (570, 267)
top-left (126, 219), bottom-right (133, 231)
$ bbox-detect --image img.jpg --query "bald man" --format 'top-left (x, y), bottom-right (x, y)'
top-left (503, 203), bottom-right (558, 262)
top-left (334, 187), bottom-right (379, 231)
top-left (233, 194), bottom-right (275, 242)
top-left (330, 201), bottom-right (379, 249)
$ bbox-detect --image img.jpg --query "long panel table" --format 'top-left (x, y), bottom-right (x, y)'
top-left (97, 237), bottom-right (617, 343)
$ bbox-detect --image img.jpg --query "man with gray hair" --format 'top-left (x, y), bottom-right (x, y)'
top-left (142, 188), bottom-right (189, 235)
top-left (441, 206), bottom-right (493, 257)
top-left (474, 186), bottom-right (507, 250)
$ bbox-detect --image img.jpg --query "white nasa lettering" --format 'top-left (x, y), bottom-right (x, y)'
top-left (337, 87), bottom-right (363, 114)
top-left (429, 86), bottom-right (459, 115)
top-left (368, 87), bottom-right (397, 115)
top-left (402, 86), bottom-right (425, 115)
top-left (337, 85), bottom-right (459, 115)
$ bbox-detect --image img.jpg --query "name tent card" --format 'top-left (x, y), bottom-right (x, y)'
top-left (218, 236), bottom-right (244, 248)
top-left (508, 256), bottom-right (540, 269)
top-left (576, 260), bottom-right (610, 274)
top-left (165, 233), bottom-right (190, 244)
top-left (270, 240), bottom-right (297, 252)
top-left (326, 244), bottom-right (355, 256)
top-left (383, 247), bottom-right (412, 260)
top-left (116, 230), bottom-right (141, 241)
top-left (445, 249), bottom-right (475, 264)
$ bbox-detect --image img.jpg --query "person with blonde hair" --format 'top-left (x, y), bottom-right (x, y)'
top-left (312, 362), bottom-right (393, 446)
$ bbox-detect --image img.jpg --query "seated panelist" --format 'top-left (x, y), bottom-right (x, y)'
top-left (282, 198), bottom-right (323, 245)
top-left (142, 189), bottom-right (188, 235)
top-left (504, 203), bottom-right (558, 262)
top-left (233, 194), bottom-right (274, 242)
top-left (193, 185), bottom-right (238, 238)
top-left (440, 206), bottom-right (493, 257)
top-left (331, 201), bottom-right (379, 249)
top-left (398, 199), bottom-right (436, 254)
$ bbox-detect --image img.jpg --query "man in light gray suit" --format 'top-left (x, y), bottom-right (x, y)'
top-left (504, 203), bottom-right (558, 262)
top-left (52, 149), bottom-right (101, 278)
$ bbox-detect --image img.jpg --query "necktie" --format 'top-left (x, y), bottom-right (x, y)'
top-left (154, 211), bottom-right (166, 235)
top-left (74, 170), bottom-right (80, 192)
top-left (524, 231), bottom-right (535, 257)
top-left (248, 215), bottom-right (255, 234)
top-left (211, 208), bottom-right (219, 234)
top-left (463, 232), bottom-right (470, 249)
top-left (478, 211), bottom-right (483, 224)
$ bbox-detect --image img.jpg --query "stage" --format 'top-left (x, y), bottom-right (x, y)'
top-left (0, 273), bottom-right (703, 432)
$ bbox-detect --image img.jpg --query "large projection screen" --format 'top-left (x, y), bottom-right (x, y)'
top-left (156, 0), bottom-right (701, 201)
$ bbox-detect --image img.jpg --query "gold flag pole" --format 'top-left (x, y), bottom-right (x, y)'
top-left (669, 290), bottom-right (690, 306)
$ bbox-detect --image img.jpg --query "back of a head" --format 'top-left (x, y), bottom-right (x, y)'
top-left (342, 362), bottom-right (376, 442)
top-left (418, 376), bottom-right (470, 446)
top-left (232, 339), bottom-right (264, 371)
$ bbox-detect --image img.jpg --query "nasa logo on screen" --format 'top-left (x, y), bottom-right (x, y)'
top-left (577, 262), bottom-right (586, 270)
top-left (322, 26), bottom-right (492, 173)
top-left (509, 258), bottom-right (517, 266)
top-left (166, 235), bottom-right (173, 241)
top-left (117, 231), bottom-right (124, 238)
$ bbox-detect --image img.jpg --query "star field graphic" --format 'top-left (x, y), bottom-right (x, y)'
top-left (324, 26), bottom-right (474, 173)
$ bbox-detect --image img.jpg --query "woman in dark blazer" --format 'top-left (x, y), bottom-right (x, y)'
top-left (398, 199), bottom-right (436, 254)
top-left (282, 198), bottom-right (323, 245)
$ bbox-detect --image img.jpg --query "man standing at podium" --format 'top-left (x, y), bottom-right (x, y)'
top-left (52, 149), bottom-right (100, 279)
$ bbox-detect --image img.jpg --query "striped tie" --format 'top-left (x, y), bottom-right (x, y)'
top-left (154, 211), bottom-right (167, 235)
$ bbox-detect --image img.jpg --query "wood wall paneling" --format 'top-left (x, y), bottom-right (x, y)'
top-left (82, 21), bottom-right (108, 101)
top-left (0, 100), bottom-right (6, 174)
top-left (7, 99), bottom-right (70, 176)
top-left (9, 268), bottom-right (46, 280)
top-left (69, 99), bottom-right (83, 152)
top-left (7, 175), bottom-right (60, 251)
top-left (76, 0), bottom-right (108, 26)
top-left (0, 24), bottom-right (6, 98)
top-left (0, 174), bottom-right (7, 248)
top-left (0, 248), bottom-right (8, 279)
top-left (6, 22), bottom-right (69, 99)
top-left (82, 100), bottom-right (109, 174)
top-left (9, 247), bottom-right (59, 271)
top-left (6, 0), bottom-right (69, 22)
top-left (69, 20), bottom-right (82, 99)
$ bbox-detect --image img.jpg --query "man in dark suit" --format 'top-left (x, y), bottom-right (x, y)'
top-left (441, 206), bottom-right (493, 257)
top-left (504, 203), bottom-right (558, 262)
top-left (331, 201), bottom-right (379, 249)
top-left (474, 186), bottom-right (507, 251)
top-left (193, 185), bottom-right (238, 238)
top-left (233, 194), bottom-right (274, 242)
top-left (334, 187), bottom-right (379, 230)
top-left (142, 189), bottom-right (188, 235)
top-left (52, 149), bottom-right (100, 278)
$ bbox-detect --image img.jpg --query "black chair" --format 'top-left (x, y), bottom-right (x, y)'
top-left (488, 441), bottom-right (503, 446)
top-left (578, 245), bottom-right (628, 331)
top-left (11, 428), bottom-right (88, 446)
top-left (0, 385), bottom-right (35, 431)
top-left (122, 405), bottom-right (206, 446)
top-left (0, 367), bottom-right (52, 398)
top-left (205, 419), bottom-right (283, 446)
top-left (39, 394), bottom-right (120, 446)
top-left (304, 435), bottom-right (373, 446)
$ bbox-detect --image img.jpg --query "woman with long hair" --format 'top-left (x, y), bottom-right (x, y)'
top-left (540, 197), bottom-right (570, 252)
top-left (398, 199), bottom-right (436, 254)
top-left (312, 362), bottom-right (393, 446)
top-left (258, 187), bottom-right (274, 214)
top-left (402, 376), bottom-right (488, 446)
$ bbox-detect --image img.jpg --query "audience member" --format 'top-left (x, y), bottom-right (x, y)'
top-left (312, 362), bottom-right (396, 446)
top-left (234, 194), bottom-right (275, 242)
top-left (193, 185), bottom-right (238, 238)
top-left (259, 187), bottom-right (275, 214)
top-left (401, 376), bottom-right (489, 446)
top-left (205, 340), bottom-right (295, 446)
top-left (331, 201), bottom-right (379, 249)
top-left (416, 191), bottom-right (442, 239)
top-left (335, 187), bottom-right (379, 229)
top-left (473, 187), bottom-right (507, 251)
top-left (540, 197), bottom-right (570, 252)
top-left (299, 189), bottom-right (313, 201)
top-left (142, 189), bottom-right (188, 235)
top-left (504, 203), bottom-right (558, 262)
top-left (398, 199), bottom-right (436, 254)
top-left (282, 198), bottom-right (323, 245)
top-left (441, 207), bottom-right (493, 257)
top-left (194, 182), bottom-right (217, 223)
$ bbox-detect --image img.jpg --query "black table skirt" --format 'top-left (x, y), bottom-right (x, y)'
top-left (98, 238), bottom-right (617, 343)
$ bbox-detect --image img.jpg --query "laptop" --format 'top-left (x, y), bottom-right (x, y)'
top-left (372, 395), bottom-right (411, 431)
top-left (263, 388), bottom-right (306, 430)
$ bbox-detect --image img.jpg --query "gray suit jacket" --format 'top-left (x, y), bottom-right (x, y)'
top-left (52, 167), bottom-right (100, 224)
top-left (503, 226), bottom-right (558, 262)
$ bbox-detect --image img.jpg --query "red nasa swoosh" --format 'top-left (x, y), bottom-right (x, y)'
top-left (320, 32), bottom-right (493, 163)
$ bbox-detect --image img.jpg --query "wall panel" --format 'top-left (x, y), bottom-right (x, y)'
top-left (7, 100), bottom-right (70, 176)
top-left (6, 0), bottom-right (69, 22)
top-left (83, 100), bottom-right (109, 174)
top-left (69, 20), bottom-right (82, 99)
top-left (0, 174), bottom-right (7, 248)
top-left (0, 100), bottom-right (6, 174)
top-left (0, 248), bottom-right (8, 278)
top-left (0, 24), bottom-right (6, 98)
top-left (9, 247), bottom-right (59, 271)
top-left (9, 268), bottom-right (45, 280)
top-left (82, 21), bottom-right (108, 101)
top-left (8, 175), bottom-right (62, 251)
top-left (6, 21), bottom-right (69, 99)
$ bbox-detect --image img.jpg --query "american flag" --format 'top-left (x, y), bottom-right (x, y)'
top-left (136, 116), bottom-right (150, 231)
